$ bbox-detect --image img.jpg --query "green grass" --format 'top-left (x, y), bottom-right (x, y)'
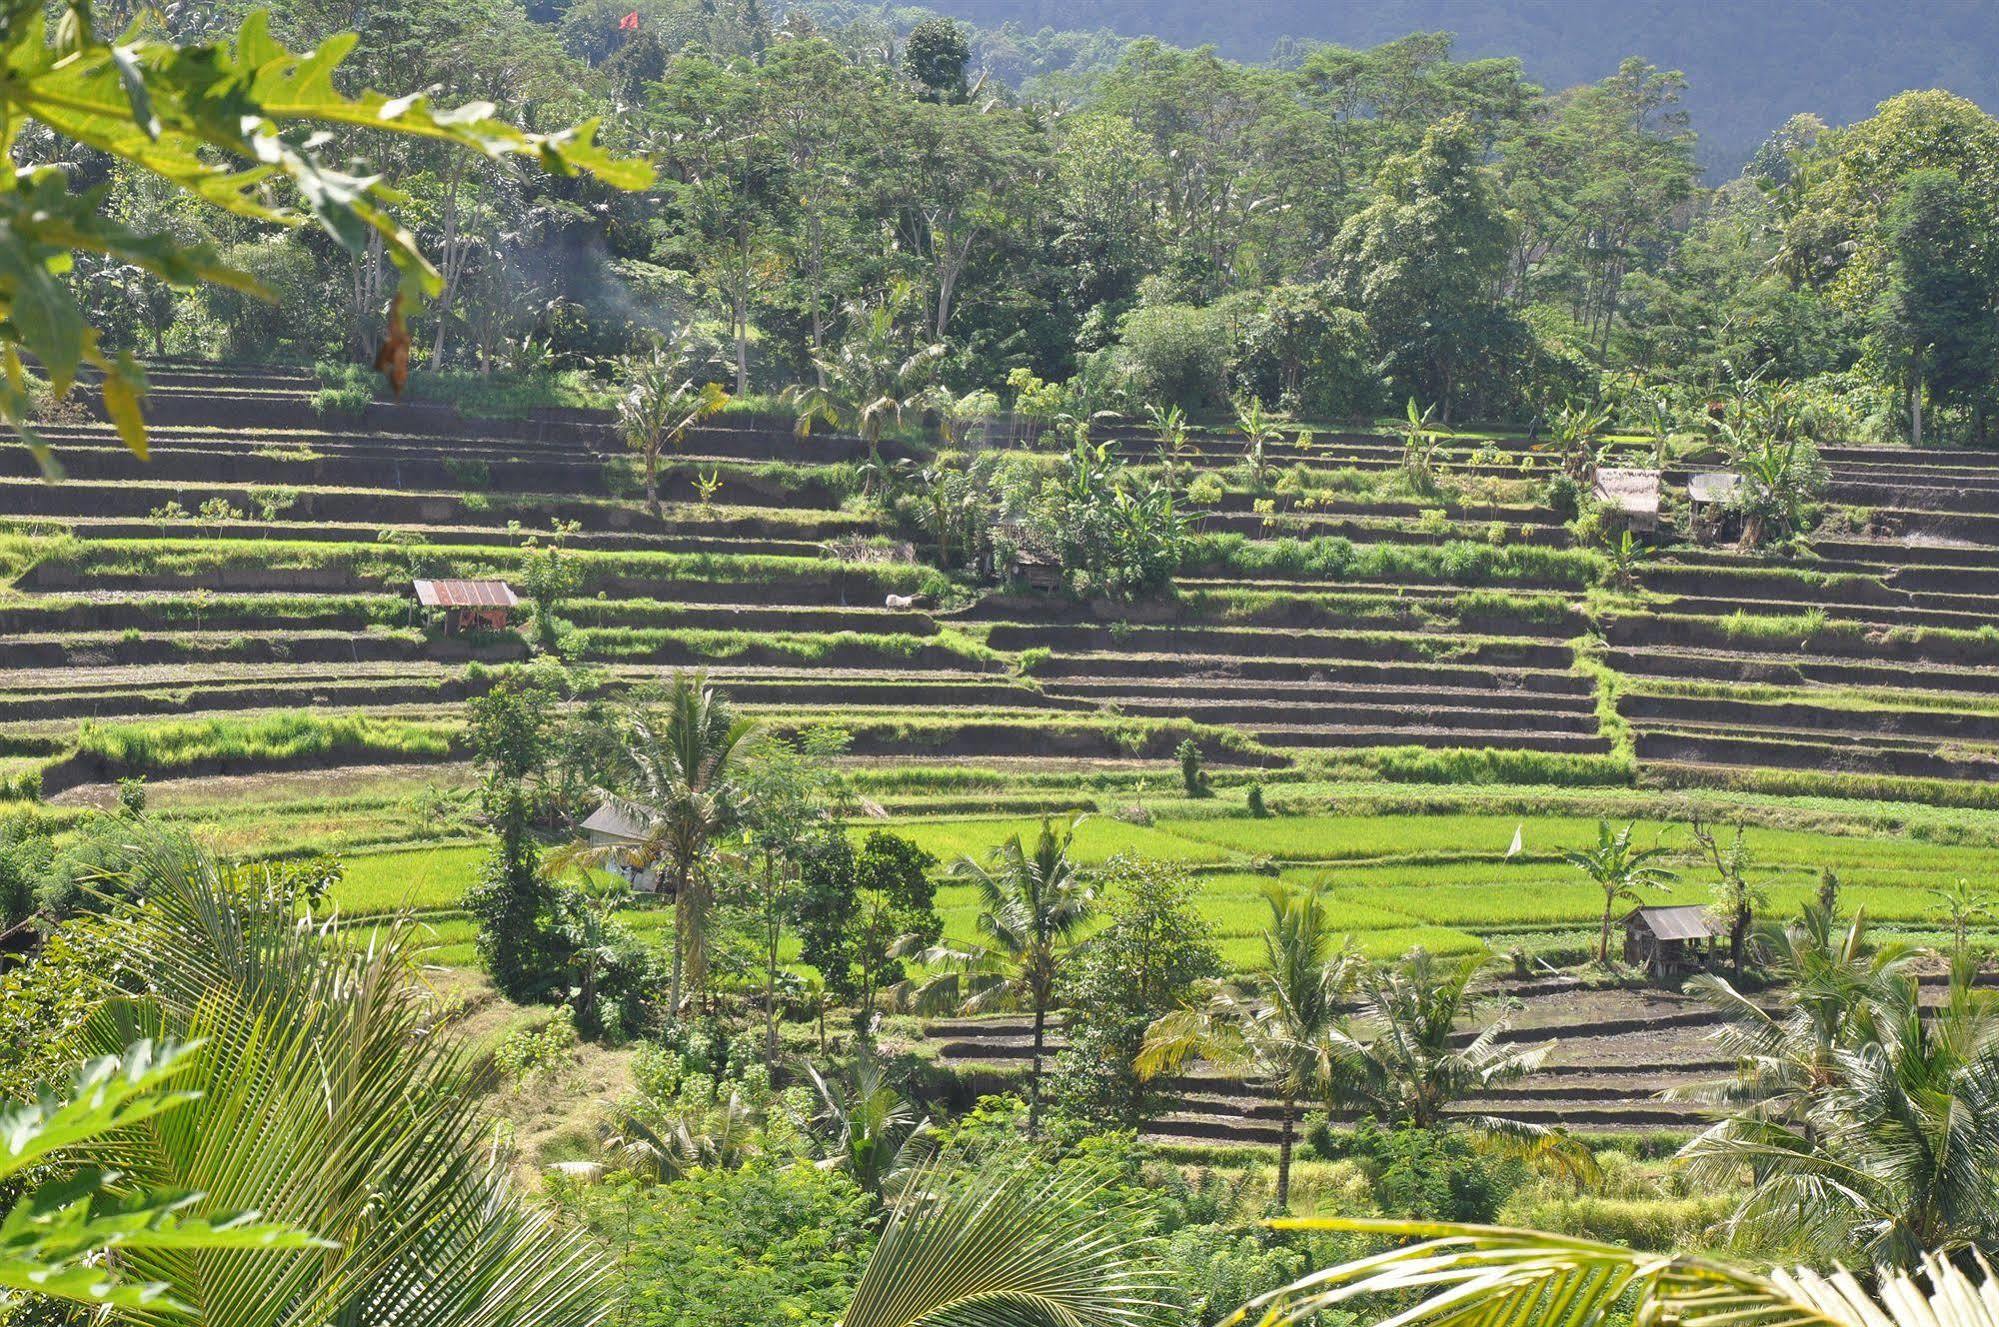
top-left (880, 816), bottom-right (1240, 867)
top-left (1187, 534), bottom-right (1602, 589)
top-left (73, 713), bottom-right (457, 771)
top-left (31, 538), bottom-right (947, 598)
top-left (308, 805), bottom-right (1999, 976)
top-left (328, 844), bottom-right (488, 916)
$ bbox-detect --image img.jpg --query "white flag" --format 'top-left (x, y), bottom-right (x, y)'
top-left (1506, 823), bottom-right (1523, 858)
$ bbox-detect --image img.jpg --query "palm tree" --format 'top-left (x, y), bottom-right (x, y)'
top-left (1562, 819), bottom-right (1677, 964)
top-left (605, 1086), bottom-right (763, 1182)
top-left (1223, 1218), bottom-right (1999, 1327)
top-left (0, 1041), bottom-right (314, 1313)
top-left (594, 671), bottom-right (759, 1011)
top-left (1321, 947), bottom-right (1594, 1185)
top-left (57, 833), bottom-right (607, 1327)
top-left (929, 817), bottom-right (1098, 1136)
top-left (1328, 948), bottom-right (1550, 1132)
top-left (618, 327), bottom-right (731, 518)
top-left (841, 1157), bottom-right (1166, 1327)
top-left (795, 1048), bottom-right (932, 1198)
top-left (1676, 944), bottom-right (1999, 1267)
top-left (789, 280), bottom-right (946, 477)
top-left (1138, 883), bottom-right (1355, 1208)
top-left (1670, 902), bottom-right (1916, 1135)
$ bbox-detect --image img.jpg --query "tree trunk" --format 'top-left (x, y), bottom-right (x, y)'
top-left (429, 156), bottom-right (468, 369)
top-left (734, 297), bottom-right (750, 397)
top-left (645, 444), bottom-right (660, 518)
top-left (1027, 1001), bottom-right (1047, 1137)
top-left (765, 940), bottom-right (780, 1067)
top-left (668, 859), bottom-right (688, 1012)
top-left (1276, 1094), bottom-right (1295, 1209)
top-left (1911, 382), bottom-right (1924, 447)
top-left (1598, 902), bottom-right (1613, 964)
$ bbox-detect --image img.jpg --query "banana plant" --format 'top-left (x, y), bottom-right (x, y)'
top-left (1400, 398), bottom-right (1445, 493)
top-left (1235, 398), bottom-right (1286, 491)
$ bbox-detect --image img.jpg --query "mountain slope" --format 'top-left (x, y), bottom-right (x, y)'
top-left (919, 0), bottom-right (1999, 172)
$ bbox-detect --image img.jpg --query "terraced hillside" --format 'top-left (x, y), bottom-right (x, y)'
top-left (3, 363), bottom-right (1999, 810)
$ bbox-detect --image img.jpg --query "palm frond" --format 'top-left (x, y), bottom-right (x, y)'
top-left (64, 832), bottom-right (610, 1327)
top-left (842, 1158), bottom-right (1168, 1327)
top-left (1229, 1219), bottom-right (1999, 1327)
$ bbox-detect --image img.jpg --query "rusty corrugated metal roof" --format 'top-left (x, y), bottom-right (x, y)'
top-left (412, 579), bottom-right (519, 608)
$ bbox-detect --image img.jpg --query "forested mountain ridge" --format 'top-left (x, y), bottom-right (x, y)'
top-left (900, 0), bottom-right (1999, 173)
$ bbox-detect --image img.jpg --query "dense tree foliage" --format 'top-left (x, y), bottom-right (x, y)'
top-left (56, 0), bottom-right (1999, 447)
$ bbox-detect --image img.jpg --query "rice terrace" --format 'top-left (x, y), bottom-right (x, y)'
top-left (9, 2), bottom-right (1999, 1322)
top-left (9, 355), bottom-right (1999, 1142)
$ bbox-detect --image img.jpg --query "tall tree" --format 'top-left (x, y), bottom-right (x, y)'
top-left (1329, 115), bottom-right (1515, 418)
top-left (795, 828), bottom-right (941, 1040)
top-left (1874, 169), bottom-right (1999, 444)
top-left (595, 672), bottom-right (759, 1011)
top-left (932, 817), bottom-right (1098, 1136)
top-left (1138, 883), bottom-right (1353, 1207)
top-left (1561, 820), bottom-right (1677, 965)
top-left (902, 18), bottom-right (970, 103)
top-left (1050, 857), bottom-right (1223, 1128)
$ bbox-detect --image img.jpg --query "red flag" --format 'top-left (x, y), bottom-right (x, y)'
top-left (618, 10), bottom-right (639, 29)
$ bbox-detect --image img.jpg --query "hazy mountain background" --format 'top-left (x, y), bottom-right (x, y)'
top-left (901, 0), bottom-right (1999, 174)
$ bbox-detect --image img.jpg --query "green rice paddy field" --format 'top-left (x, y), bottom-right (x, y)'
top-left (324, 811), bottom-right (1999, 970)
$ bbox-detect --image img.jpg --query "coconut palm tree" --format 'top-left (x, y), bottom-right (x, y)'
top-left (1138, 883), bottom-right (1356, 1208)
top-left (0, 1041), bottom-right (314, 1313)
top-left (593, 671), bottom-right (759, 1011)
top-left (1320, 948), bottom-right (1595, 1186)
top-left (1670, 902), bottom-right (1916, 1133)
top-left (841, 1157), bottom-right (1166, 1327)
top-left (1676, 944), bottom-right (1999, 1267)
top-left (926, 817), bottom-right (1098, 1136)
top-left (795, 1048), bottom-right (932, 1198)
top-left (617, 327), bottom-right (731, 518)
top-left (1222, 1218), bottom-right (1999, 1327)
top-left (789, 280), bottom-right (946, 477)
top-left (1562, 819), bottom-right (1677, 964)
top-left (1328, 948), bottom-right (1550, 1131)
top-left (56, 833), bottom-right (607, 1327)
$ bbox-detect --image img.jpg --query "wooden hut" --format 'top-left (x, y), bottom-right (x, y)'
top-left (412, 579), bottom-right (519, 634)
top-left (581, 801), bottom-right (662, 893)
top-left (1010, 549), bottom-right (1064, 592)
top-left (1686, 471), bottom-right (1743, 544)
top-left (1621, 905), bottom-right (1720, 981)
top-left (1593, 467), bottom-right (1663, 533)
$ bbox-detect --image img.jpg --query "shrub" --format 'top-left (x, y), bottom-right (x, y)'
top-left (1115, 301), bottom-right (1233, 409)
top-left (1313, 1119), bottom-right (1525, 1223)
top-left (1176, 737), bottom-right (1209, 797)
top-left (493, 1006), bottom-right (578, 1082)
